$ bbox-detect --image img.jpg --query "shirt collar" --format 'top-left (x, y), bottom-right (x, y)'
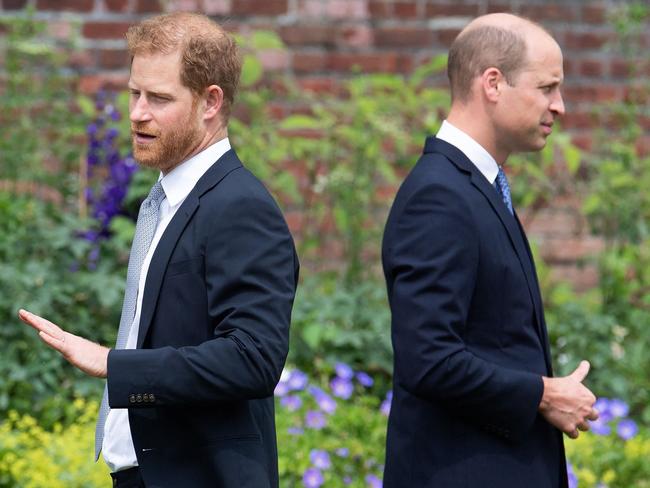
top-left (436, 120), bottom-right (499, 184)
top-left (159, 137), bottom-right (231, 208)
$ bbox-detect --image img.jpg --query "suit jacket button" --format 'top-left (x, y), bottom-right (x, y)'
top-left (150, 394), bottom-right (156, 403)
top-left (129, 394), bottom-right (136, 404)
top-left (136, 394), bottom-right (143, 403)
top-left (143, 394), bottom-right (149, 403)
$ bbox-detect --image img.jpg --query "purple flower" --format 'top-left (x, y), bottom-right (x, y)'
top-left (567, 462), bottom-right (578, 488)
top-left (305, 410), bottom-right (326, 430)
top-left (302, 467), bottom-right (324, 488)
top-left (287, 427), bottom-right (304, 435)
top-left (356, 371), bottom-right (374, 387)
top-left (274, 381), bottom-right (289, 397)
top-left (331, 377), bottom-right (354, 399)
top-left (335, 447), bottom-right (349, 458)
top-left (344, 476), bottom-right (352, 485)
top-left (309, 386), bottom-right (337, 414)
top-left (309, 449), bottom-right (331, 470)
top-left (335, 362), bottom-right (354, 380)
top-left (281, 395), bottom-right (303, 411)
top-left (86, 123), bottom-right (98, 135)
top-left (594, 398), bottom-right (612, 421)
top-left (589, 416), bottom-right (611, 436)
top-left (380, 390), bottom-right (393, 417)
top-left (609, 399), bottom-right (629, 419)
top-left (288, 369), bottom-right (309, 391)
top-left (617, 419), bottom-right (638, 440)
top-left (365, 474), bottom-right (382, 488)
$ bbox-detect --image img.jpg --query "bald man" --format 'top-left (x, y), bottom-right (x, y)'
top-left (382, 13), bottom-right (598, 487)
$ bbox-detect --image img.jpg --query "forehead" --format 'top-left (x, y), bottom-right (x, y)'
top-left (521, 34), bottom-right (564, 81)
top-left (128, 50), bottom-right (184, 91)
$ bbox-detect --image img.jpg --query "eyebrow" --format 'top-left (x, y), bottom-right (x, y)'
top-left (127, 85), bottom-right (175, 99)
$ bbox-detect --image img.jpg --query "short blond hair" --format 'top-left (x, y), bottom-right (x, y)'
top-left (126, 12), bottom-right (241, 121)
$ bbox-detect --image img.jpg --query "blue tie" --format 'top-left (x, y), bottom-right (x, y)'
top-left (495, 166), bottom-right (514, 215)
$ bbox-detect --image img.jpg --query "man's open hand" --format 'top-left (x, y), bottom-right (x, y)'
top-left (18, 309), bottom-right (109, 378)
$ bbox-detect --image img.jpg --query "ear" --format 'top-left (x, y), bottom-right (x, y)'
top-left (481, 67), bottom-right (504, 103)
top-left (202, 84), bottom-right (224, 121)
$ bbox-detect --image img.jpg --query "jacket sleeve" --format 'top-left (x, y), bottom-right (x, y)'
top-left (384, 181), bottom-right (543, 441)
top-left (107, 189), bottom-right (298, 407)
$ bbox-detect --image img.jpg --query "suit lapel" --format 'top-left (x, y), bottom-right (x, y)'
top-left (136, 149), bottom-right (243, 348)
top-left (425, 138), bottom-right (551, 369)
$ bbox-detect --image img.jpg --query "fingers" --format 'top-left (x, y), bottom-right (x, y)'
top-left (567, 429), bottom-right (579, 439)
top-left (569, 360), bottom-right (590, 382)
top-left (18, 309), bottom-right (66, 351)
top-left (587, 408), bottom-right (599, 421)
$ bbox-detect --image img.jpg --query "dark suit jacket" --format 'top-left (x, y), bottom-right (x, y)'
top-left (106, 149), bottom-right (299, 488)
top-left (382, 137), bottom-right (567, 488)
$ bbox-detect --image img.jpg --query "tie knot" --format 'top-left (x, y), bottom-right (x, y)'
top-left (495, 167), bottom-right (514, 215)
top-left (143, 181), bottom-right (165, 211)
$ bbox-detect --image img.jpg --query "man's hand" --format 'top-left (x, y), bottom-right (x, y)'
top-left (18, 309), bottom-right (109, 378)
top-left (538, 360), bottom-right (598, 439)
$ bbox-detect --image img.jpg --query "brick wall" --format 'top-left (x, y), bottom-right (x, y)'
top-left (1, 0), bottom-right (648, 290)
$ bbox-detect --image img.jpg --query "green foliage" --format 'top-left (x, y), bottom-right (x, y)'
top-left (0, 399), bottom-right (109, 488)
top-left (0, 193), bottom-right (123, 425)
top-left (229, 32), bottom-right (450, 285)
top-left (289, 276), bottom-right (392, 378)
top-left (0, 10), bottom-right (85, 196)
top-left (566, 422), bottom-right (650, 487)
top-left (276, 369), bottom-right (386, 487)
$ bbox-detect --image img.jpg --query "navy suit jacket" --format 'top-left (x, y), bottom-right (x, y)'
top-left (382, 137), bottom-right (567, 487)
top-left (106, 149), bottom-right (299, 488)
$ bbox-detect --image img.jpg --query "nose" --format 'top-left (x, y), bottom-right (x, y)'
top-left (129, 95), bottom-right (152, 123)
top-left (550, 90), bottom-right (565, 117)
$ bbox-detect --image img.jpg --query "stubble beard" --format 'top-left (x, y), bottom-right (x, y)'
top-left (131, 116), bottom-right (203, 173)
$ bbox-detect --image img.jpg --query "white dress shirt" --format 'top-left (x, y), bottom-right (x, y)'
top-left (436, 120), bottom-right (499, 184)
top-left (102, 137), bottom-right (232, 472)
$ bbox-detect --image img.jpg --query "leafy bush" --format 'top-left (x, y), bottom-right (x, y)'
top-left (566, 397), bottom-right (650, 487)
top-left (275, 365), bottom-right (388, 487)
top-left (0, 399), bottom-right (109, 488)
top-left (0, 193), bottom-right (123, 425)
top-left (289, 276), bottom-right (392, 379)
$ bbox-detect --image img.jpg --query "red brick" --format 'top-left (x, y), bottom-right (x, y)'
top-left (520, 4), bottom-right (577, 22)
top-left (293, 51), bottom-right (326, 73)
top-left (135, 0), bottom-right (163, 13)
top-left (526, 210), bottom-right (583, 237)
top-left (297, 77), bottom-right (343, 95)
top-left (99, 49), bottom-right (129, 69)
top-left (624, 85), bottom-right (649, 105)
top-left (563, 85), bottom-right (621, 103)
top-left (3, 0), bottom-right (28, 9)
top-left (549, 264), bottom-right (599, 292)
top-left (259, 49), bottom-right (290, 71)
top-left (579, 59), bottom-right (604, 77)
top-left (368, 0), bottom-right (391, 18)
top-left (201, 0), bottom-right (231, 15)
top-left (564, 31), bottom-right (611, 50)
top-left (83, 22), bottom-right (131, 40)
top-left (610, 59), bottom-right (633, 78)
top-left (326, 52), bottom-right (412, 73)
top-left (425, 4), bottom-right (478, 17)
top-left (561, 112), bottom-right (600, 130)
top-left (394, 1), bottom-right (417, 18)
top-left (562, 59), bottom-right (576, 76)
top-left (78, 74), bottom-right (129, 94)
top-left (436, 28), bottom-right (461, 47)
top-left (487, 3), bottom-right (511, 14)
top-left (168, 0), bottom-right (199, 10)
top-left (68, 50), bottom-right (95, 69)
top-left (279, 25), bottom-right (336, 47)
top-left (637, 136), bottom-right (650, 157)
top-left (339, 25), bottom-right (373, 49)
top-left (232, 0), bottom-right (287, 15)
top-left (375, 27), bottom-right (434, 49)
top-left (582, 4), bottom-right (607, 24)
top-left (36, 0), bottom-right (93, 11)
top-left (541, 237), bottom-right (604, 262)
top-left (570, 134), bottom-right (593, 152)
top-left (105, 0), bottom-right (129, 12)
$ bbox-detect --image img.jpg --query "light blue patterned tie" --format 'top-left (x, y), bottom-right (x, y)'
top-left (495, 166), bottom-right (514, 215)
top-left (95, 181), bottom-right (165, 460)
